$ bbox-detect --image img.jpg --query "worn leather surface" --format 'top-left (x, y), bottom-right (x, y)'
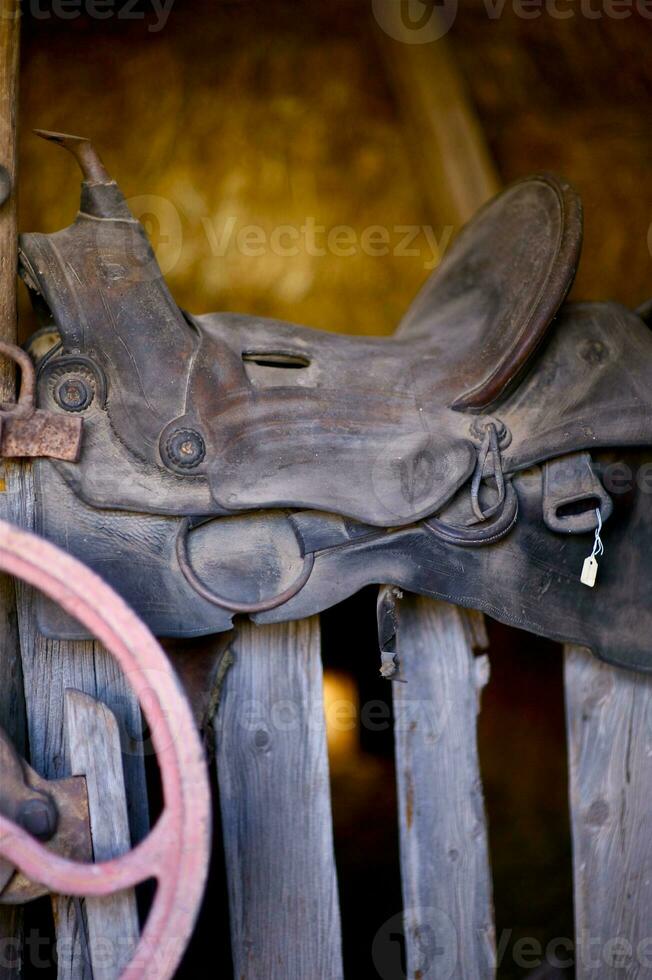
top-left (35, 446), bottom-right (652, 673)
top-left (23, 173), bottom-right (583, 527)
top-left (21, 140), bottom-right (652, 672)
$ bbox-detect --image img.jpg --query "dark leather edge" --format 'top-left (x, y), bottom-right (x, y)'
top-left (452, 173), bottom-right (583, 413)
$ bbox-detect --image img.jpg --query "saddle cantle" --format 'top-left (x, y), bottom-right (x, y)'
top-left (19, 132), bottom-right (652, 672)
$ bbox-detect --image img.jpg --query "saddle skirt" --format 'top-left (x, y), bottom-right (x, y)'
top-left (19, 132), bottom-right (652, 673)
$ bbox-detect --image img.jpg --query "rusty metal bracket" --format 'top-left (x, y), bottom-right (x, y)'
top-left (0, 725), bottom-right (59, 841)
top-left (0, 340), bottom-right (82, 461)
top-left (0, 735), bottom-right (91, 905)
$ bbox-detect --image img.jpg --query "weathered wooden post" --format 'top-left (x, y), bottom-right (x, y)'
top-left (0, 3), bottom-right (22, 976)
top-left (215, 617), bottom-right (343, 979)
top-left (565, 648), bottom-right (652, 977)
top-left (393, 599), bottom-right (494, 979)
top-left (377, 24), bottom-right (500, 978)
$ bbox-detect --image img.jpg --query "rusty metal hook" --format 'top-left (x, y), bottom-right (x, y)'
top-left (0, 341), bottom-right (83, 461)
top-left (0, 728), bottom-right (58, 842)
top-left (0, 341), bottom-right (36, 420)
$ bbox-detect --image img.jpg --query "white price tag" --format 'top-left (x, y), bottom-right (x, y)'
top-left (581, 555), bottom-right (598, 588)
top-left (580, 507), bottom-right (604, 588)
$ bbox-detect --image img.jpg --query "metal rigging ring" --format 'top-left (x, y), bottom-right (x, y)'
top-left (176, 515), bottom-right (315, 614)
top-left (0, 519), bottom-right (211, 980)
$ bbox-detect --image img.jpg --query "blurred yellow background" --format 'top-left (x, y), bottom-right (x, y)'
top-left (16, 3), bottom-right (652, 976)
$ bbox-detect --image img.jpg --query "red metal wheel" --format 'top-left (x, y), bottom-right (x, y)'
top-left (0, 519), bottom-right (211, 980)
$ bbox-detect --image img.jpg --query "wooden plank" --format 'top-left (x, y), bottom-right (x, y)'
top-left (376, 28), bottom-right (500, 228)
top-left (0, 0), bottom-right (19, 371)
top-left (0, 2), bottom-right (22, 975)
top-left (8, 465), bottom-right (148, 980)
top-left (215, 617), bottom-right (343, 980)
top-left (377, 25), bottom-right (497, 980)
top-left (393, 597), bottom-right (495, 980)
top-left (0, 573), bottom-right (23, 980)
top-left (65, 690), bottom-right (139, 980)
top-left (565, 646), bottom-right (652, 979)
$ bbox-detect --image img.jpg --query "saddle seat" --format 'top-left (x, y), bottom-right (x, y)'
top-left (22, 171), bottom-right (589, 527)
top-left (193, 174), bottom-right (582, 526)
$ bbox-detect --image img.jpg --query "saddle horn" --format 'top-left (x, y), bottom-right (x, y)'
top-left (33, 129), bottom-right (132, 220)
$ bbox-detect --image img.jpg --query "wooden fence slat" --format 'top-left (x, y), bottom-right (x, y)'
top-left (377, 24), bottom-right (498, 980)
top-left (0, 573), bottom-right (23, 980)
top-left (0, 0), bottom-right (19, 375)
top-left (65, 691), bottom-right (140, 980)
top-left (8, 465), bottom-right (148, 979)
top-left (565, 646), bottom-right (652, 979)
top-left (215, 618), bottom-right (343, 980)
top-left (0, 1), bottom-right (22, 973)
top-left (393, 596), bottom-right (495, 980)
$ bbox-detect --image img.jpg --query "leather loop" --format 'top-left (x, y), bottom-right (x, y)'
top-left (424, 482), bottom-right (518, 547)
top-left (543, 452), bottom-right (612, 534)
top-left (470, 423), bottom-right (506, 522)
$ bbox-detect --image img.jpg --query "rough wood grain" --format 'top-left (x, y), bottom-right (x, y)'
top-left (565, 646), bottom-right (652, 979)
top-left (0, 546), bottom-right (23, 980)
top-left (0, 2), bottom-right (22, 975)
top-left (7, 465), bottom-right (148, 980)
top-left (0, 568), bottom-right (22, 980)
top-left (65, 690), bottom-right (139, 980)
top-left (0, 0), bottom-right (18, 381)
top-left (215, 617), bottom-right (343, 980)
top-left (377, 22), bottom-right (497, 980)
top-left (393, 597), bottom-right (495, 980)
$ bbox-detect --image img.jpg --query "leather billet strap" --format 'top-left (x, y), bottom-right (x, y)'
top-left (470, 423), bottom-right (507, 522)
top-left (424, 420), bottom-right (518, 547)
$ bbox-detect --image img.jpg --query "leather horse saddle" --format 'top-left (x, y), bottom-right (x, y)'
top-left (20, 131), bottom-right (652, 673)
